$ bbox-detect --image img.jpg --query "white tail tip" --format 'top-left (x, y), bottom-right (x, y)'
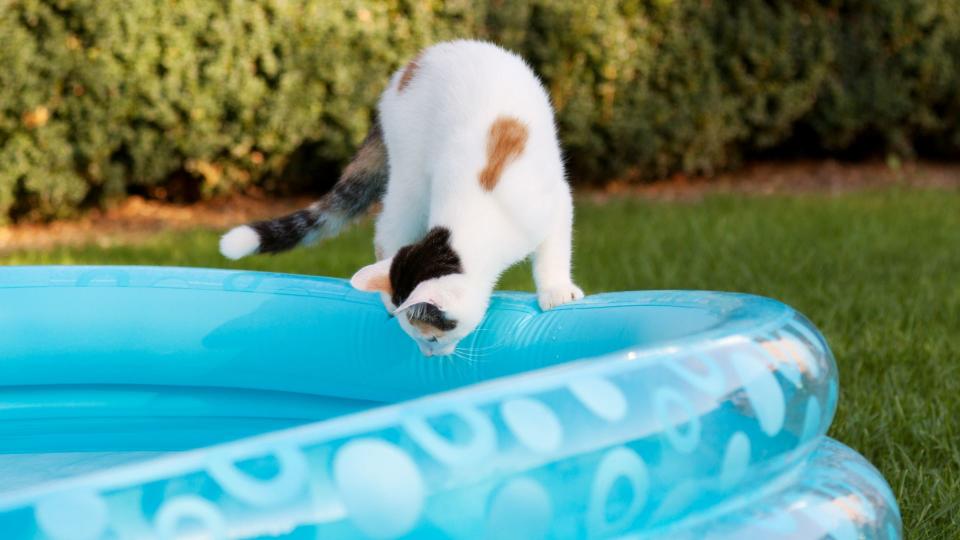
top-left (220, 225), bottom-right (260, 260)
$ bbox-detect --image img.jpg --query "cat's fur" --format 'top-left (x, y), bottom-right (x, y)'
top-left (221, 40), bottom-right (583, 356)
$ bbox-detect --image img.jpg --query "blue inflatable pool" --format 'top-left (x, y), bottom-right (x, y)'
top-left (0, 266), bottom-right (900, 539)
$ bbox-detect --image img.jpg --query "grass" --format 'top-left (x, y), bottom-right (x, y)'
top-left (4, 187), bottom-right (959, 537)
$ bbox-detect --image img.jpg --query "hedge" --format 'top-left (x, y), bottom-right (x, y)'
top-left (1, 0), bottom-right (958, 222)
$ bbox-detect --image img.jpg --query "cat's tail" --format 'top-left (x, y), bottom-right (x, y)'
top-left (220, 121), bottom-right (388, 260)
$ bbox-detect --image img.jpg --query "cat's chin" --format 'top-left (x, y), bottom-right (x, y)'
top-left (418, 343), bottom-right (457, 357)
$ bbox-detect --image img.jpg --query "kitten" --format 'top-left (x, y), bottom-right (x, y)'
top-left (220, 40), bottom-right (583, 356)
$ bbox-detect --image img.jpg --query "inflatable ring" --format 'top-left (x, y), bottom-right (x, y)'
top-left (0, 266), bottom-right (901, 539)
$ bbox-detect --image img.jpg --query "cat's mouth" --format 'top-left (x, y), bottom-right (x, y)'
top-left (418, 341), bottom-right (456, 357)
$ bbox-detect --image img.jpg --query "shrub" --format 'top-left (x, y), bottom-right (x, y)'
top-left (807, 0), bottom-right (960, 155)
top-left (0, 0), bottom-right (481, 221)
top-left (1, 0), bottom-right (958, 221)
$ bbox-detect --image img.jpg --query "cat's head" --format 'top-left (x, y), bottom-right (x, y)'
top-left (349, 228), bottom-right (488, 356)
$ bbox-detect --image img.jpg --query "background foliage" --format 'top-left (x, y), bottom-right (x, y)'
top-left (2, 0), bottom-right (958, 221)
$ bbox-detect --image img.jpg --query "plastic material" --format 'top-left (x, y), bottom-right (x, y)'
top-left (0, 266), bottom-right (900, 539)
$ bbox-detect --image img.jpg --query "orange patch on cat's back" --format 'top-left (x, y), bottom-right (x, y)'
top-left (397, 54), bottom-right (422, 93)
top-left (479, 116), bottom-right (528, 191)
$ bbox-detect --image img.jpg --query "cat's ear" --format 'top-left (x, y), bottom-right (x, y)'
top-left (350, 258), bottom-right (393, 295)
top-left (394, 282), bottom-right (442, 314)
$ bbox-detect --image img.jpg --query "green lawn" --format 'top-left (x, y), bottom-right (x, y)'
top-left (4, 187), bottom-right (959, 537)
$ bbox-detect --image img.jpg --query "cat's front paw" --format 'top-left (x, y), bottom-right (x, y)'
top-left (538, 283), bottom-right (585, 311)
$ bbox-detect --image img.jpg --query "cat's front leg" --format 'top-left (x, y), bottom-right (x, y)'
top-left (533, 206), bottom-right (584, 311)
top-left (537, 281), bottom-right (585, 310)
top-left (373, 174), bottom-right (429, 259)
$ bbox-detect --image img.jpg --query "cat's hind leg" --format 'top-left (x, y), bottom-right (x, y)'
top-left (532, 196), bottom-right (584, 310)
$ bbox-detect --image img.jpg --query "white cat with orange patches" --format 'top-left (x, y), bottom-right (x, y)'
top-left (221, 40), bottom-right (583, 356)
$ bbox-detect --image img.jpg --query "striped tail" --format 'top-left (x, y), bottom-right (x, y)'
top-left (220, 121), bottom-right (388, 259)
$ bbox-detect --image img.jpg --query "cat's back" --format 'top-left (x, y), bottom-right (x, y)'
top-left (378, 41), bottom-right (566, 251)
top-left (382, 40), bottom-right (554, 126)
top-left (379, 40), bottom-right (564, 217)
top-left (417, 40), bottom-right (541, 93)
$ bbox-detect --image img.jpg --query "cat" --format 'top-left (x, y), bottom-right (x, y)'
top-left (220, 40), bottom-right (583, 356)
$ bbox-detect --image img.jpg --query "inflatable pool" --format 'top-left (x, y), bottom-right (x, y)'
top-left (0, 266), bottom-right (900, 539)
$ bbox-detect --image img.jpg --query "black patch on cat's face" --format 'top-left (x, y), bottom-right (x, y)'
top-left (389, 226), bottom-right (463, 309)
top-left (406, 302), bottom-right (458, 332)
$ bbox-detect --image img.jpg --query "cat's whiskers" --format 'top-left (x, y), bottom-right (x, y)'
top-left (450, 349), bottom-right (483, 366)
